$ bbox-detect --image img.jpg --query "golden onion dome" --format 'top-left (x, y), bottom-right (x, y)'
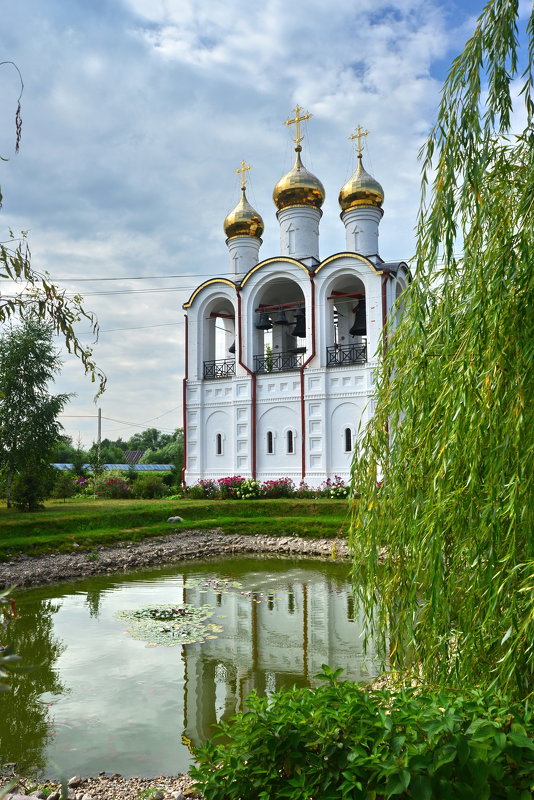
top-left (339, 154), bottom-right (384, 211)
top-left (273, 146), bottom-right (325, 211)
top-left (224, 187), bottom-right (264, 239)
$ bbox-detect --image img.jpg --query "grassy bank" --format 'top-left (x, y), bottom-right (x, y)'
top-left (0, 498), bottom-right (350, 560)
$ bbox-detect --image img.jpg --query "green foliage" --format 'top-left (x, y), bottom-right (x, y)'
top-left (0, 318), bottom-right (71, 508)
top-left (51, 471), bottom-right (77, 502)
top-left (350, 0), bottom-right (534, 698)
top-left (131, 473), bottom-right (169, 499)
top-left (191, 666), bottom-right (534, 800)
top-left (11, 464), bottom-right (56, 511)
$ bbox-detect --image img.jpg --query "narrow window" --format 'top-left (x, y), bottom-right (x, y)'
top-left (287, 430), bottom-right (294, 454)
top-left (216, 433), bottom-right (223, 455)
top-left (267, 431), bottom-right (274, 454)
top-left (344, 428), bottom-right (352, 453)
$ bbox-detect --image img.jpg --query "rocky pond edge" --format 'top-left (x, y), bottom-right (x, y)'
top-left (0, 529), bottom-right (350, 590)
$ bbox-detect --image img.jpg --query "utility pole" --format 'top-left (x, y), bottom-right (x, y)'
top-left (94, 407), bottom-right (102, 501)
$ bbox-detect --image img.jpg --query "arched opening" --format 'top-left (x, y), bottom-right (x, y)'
top-left (216, 433), bottom-right (223, 456)
top-left (266, 430), bottom-right (274, 454)
top-left (253, 277), bottom-right (306, 373)
top-left (203, 297), bottom-right (236, 379)
top-left (344, 427), bottom-right (352, 453)
top-left (326, 275), bottom-right (367, 367)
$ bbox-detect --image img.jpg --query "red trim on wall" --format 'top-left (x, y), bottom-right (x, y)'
top-left (299, 275), bottom-right (316, 481)
top-left (181, 314), bottom-right (189, 485)
top-left (237, 290), bottom-right (257, 479)
top-left (381, 274), bottom-right (388, 356)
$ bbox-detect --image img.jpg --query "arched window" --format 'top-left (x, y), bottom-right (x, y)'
top-left (344, 427), bottom-right (352, 453)
top-left (267, 431), bottom-right (274, 454)
top-left (287, 430), bottom-right (294, 454)
top-left (216, 433), bottom-right (223, 456)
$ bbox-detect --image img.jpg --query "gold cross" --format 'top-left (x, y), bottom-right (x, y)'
top-left (236, 160), bottom-right (252, 188)
top-left (284, 104), bottom-right (312, 146)
top-left (349, 125), bottom-right (369, 155)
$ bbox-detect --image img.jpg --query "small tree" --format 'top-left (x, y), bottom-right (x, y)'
top-left (0, 318), bottom-right (71, 508)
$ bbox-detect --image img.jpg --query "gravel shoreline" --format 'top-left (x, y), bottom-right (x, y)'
top-left (1, 530), bottom-right (350, 799)
top-left (0, 529), bottom-right (349, 590)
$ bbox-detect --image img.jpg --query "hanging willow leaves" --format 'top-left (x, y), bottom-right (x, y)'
top-left (350, 0), bottom-right (533, 699)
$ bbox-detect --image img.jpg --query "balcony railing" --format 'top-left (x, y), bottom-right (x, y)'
top-left (203, 358), bottom-right (236, 380)
top-left (326, 342), bottom-right (367, 367)
top-left (254, 349), bottom-right (305, 374)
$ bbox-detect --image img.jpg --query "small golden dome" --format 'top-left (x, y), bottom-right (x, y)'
top-left (273, 147), bottom-right (325, 211)
top-left (224, 187), bottom-right (264, 239)
top-left (339, 155), bottom-right (384, 211)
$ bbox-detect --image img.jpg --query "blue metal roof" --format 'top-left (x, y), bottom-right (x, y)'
top-left (51, 463), bottom-right (174, 472)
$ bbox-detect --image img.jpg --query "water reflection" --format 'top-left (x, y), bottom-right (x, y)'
top-left (181, 567), bottom-right (376, 748)
top-left (1, 598), bottom-right (66, 775)
top-left (0, 558), bottom-right (377, 778)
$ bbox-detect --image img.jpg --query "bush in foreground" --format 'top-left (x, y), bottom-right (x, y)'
top-left (190, 666), bottom-right (534, 800)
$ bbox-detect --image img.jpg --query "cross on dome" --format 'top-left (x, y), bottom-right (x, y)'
top-left (349, 125), bottom-right (369, 156)
top-left (236, 160), bottom-right (252, 189)
top-left (284, 104), bottom-right (312, 148)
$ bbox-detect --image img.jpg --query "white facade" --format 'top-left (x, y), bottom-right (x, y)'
top-left (182, 133), bottom-right (408, 488)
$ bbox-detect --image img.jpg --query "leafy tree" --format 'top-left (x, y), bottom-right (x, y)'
top-left (350, 0), bottom-right (533, 699)
top-left (126, 427), bottom-right (172, 452)
top-left (0, 318), bottom-right (70, 508)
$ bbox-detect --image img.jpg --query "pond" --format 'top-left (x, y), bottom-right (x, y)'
top-left (1, 556), bottom-right (379, 779)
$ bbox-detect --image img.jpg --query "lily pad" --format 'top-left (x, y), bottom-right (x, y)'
top-left (116, 603), bottom-right (221, 647)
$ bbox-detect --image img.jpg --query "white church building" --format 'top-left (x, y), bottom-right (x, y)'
top-left (182, 108), bottom-right (408, 488)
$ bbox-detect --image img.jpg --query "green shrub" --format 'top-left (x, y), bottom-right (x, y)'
top-left (11, 465), bottom-right (57, 511)
top-left (190, 666), bottom-right (534, 800)
top-left (132, 474), bottom-right (168, 499)
top-left (51, 470), bottom-right (77, 502)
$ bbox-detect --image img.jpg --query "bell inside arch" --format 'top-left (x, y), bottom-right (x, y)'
top-left (256, 311), bottom-right (272, 330)
top-left (228, 340), bottom-right (236, 354)
top-left (273, 308), bottom-right (290, 326)
top-left (349, 299), bottom-right (366, 336)
top-left (291, 307), bottom-right (306, 338)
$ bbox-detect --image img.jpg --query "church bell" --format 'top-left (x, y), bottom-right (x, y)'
top-left (255, 311), bottom-right (272, 330)
top-left (228, 340), bottom-right (236, 354)
top-left (273, 308), bottom-right (290, 325)
top-left (349, 299), bottom-right (366, 336)
top-left (291, 307), bottom-right (306, 338)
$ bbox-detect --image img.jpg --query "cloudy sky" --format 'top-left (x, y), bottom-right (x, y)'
top-left (0, 0), bottom-right (519, 448)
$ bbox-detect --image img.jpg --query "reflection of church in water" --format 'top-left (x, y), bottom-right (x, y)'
top-left (183, 107), bottom-right (409, 486)
top-left (181, 567), bottom-right (378, 749)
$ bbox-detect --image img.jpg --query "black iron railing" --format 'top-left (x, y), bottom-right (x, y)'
top-left (203, 358), bottom-right (236, 379)
top-left (254, 350), bottom-right (305, 373)
top-left (326, 343), bottom-right (367, 366)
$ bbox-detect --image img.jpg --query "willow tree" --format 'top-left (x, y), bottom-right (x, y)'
top-left (350, 0), bottom-right (533, 699)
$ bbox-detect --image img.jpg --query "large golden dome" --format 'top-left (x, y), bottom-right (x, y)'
top-left (339, 155), bottom-right (384, 211)
top-left (224, 187), bottom-right (264, 239)
top-left (273, 146), bottom-right (325, 211)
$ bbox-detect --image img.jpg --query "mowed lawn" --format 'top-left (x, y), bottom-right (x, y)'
top-left (0, 498), bottom-right (351, 561)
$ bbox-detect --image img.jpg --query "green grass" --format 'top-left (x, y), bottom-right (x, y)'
top-left (0, 498), bottom-right (350, 560)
